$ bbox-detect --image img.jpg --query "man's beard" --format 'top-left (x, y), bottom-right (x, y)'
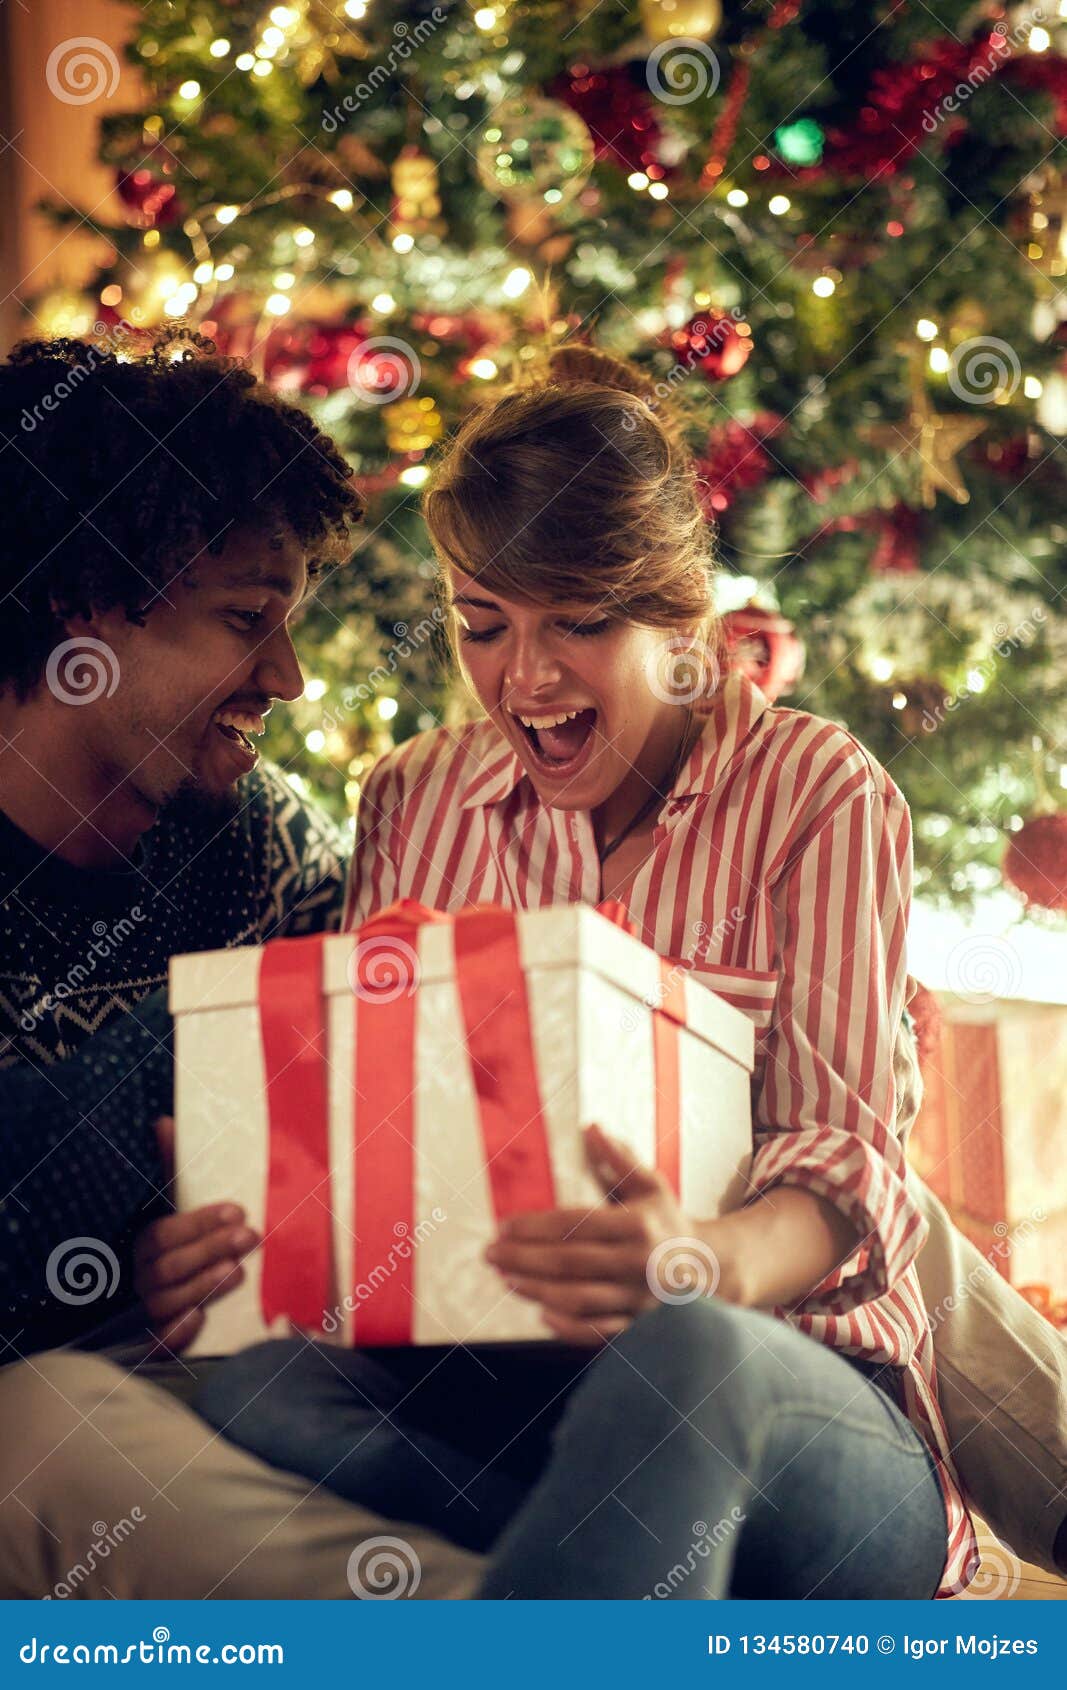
top-left (164, 769), bottom-right (245, 827)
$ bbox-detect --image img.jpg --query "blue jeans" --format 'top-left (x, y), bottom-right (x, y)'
top-left (194, 1299), bottom-right (948, 1599)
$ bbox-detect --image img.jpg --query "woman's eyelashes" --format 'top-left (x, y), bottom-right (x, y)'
top-left (460, 616), bottom-right (612, 646)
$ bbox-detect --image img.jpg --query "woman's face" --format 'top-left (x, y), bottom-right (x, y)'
top-left (449, 567), bottom-right (699, 815)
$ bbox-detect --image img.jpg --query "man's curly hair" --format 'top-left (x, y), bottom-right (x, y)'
top-left (0, 330), bottom-right (364, 696)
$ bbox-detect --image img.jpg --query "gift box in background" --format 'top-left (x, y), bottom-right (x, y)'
top-left (908, 993), bottom-right (1067, 1328)
top-left (170, 901), bottom-right (757, 1356)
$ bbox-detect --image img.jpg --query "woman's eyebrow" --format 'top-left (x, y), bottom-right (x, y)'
top-left (451, 593), bottom-right (502, 612)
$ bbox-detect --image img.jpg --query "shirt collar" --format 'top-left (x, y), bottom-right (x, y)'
top-left (458, 670), bottom-right (772, 811)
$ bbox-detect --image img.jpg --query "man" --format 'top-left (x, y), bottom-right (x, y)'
top-left (0, 334), bottom-right (479, 1596)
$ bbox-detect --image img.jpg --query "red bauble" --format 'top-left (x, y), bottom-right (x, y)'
top-left (264, 323), bottom-right (368, 395)
top-left (1002, 812), bottom-right (1067, 913)
top-left (552, 65), bottom-right (669, 178)
top-left (693, 412), bottom-right (783, 515)
top-left (671, 311), bottom-right (753, 382)
top-left (721, 604), bottom-right (805, 702)
top-left (115, 168), bottom-right (180, 228)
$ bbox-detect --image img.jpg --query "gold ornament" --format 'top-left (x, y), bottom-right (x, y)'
top-left (476, 96), bottom-right (594, 208)
top-left (114, 249), bottom-right (194, 327)
top-left (860, 350), bottom-right (986, 507)
top-left (390, 147), bottom-right (444, 238)
top-left (639, 0), bottom-right (722, 42)
top-left (34, 288), bottom-right (97, 339)
top-left (384, 395), bottom-right (444, 453)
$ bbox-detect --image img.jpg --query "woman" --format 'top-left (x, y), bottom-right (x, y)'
top-left (196, 349), bottom-right (977, 1599)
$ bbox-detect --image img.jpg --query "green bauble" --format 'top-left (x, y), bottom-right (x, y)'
top-left (476, 96), bottom-right (595, 208)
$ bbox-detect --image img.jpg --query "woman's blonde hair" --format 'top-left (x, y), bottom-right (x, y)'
top-left (422, 345), bottom-right (722, 670)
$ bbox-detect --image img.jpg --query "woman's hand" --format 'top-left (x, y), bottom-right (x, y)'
top-left (133, 1115), bottom-right (260, 1353)
top-left (483, 1124), bottom-right (739, 1347)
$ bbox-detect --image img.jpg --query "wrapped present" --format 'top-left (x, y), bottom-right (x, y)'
top-left (909, 996), bottom-right (1067, 1311)
top-left (170, 900), bottom-right (756, 1355)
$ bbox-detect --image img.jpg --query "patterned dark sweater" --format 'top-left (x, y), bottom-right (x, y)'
top-left (0, 762), bottom-right (349, 1356)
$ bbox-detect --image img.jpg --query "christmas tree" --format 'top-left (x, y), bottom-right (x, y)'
top-left (33, 0), bottom-right (1067, 913)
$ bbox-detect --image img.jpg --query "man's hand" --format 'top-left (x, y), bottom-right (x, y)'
top-left (483, 1123), bottom-right (735, 1347)
top-left (134, 1115), bottom-right (258, 1352)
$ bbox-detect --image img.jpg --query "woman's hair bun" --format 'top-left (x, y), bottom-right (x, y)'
top-left (544, 344), bottom-right (662, 408)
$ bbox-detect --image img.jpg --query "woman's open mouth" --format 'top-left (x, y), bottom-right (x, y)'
top-left (510, 705), bottom-right (598, 781)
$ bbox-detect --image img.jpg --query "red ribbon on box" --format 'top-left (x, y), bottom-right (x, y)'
top-left (256, 900), bottom-right (689, 1342)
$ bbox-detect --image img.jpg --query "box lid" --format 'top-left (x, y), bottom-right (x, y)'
top-left (170, 903), bottom-right (756, 1071)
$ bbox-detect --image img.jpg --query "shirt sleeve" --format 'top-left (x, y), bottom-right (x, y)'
top-left (342, 753), bottom-right (402, 930)
top-left (748, 779), bottom-right (928, 1314)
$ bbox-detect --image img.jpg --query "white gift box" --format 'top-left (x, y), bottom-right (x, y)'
top-left (170, 903), bottom-right (756, 1356)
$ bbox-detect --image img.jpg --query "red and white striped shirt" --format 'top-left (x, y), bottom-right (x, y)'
top-left (343, 669), bottom-right (978, 1596)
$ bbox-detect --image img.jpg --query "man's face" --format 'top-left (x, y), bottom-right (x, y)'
top-left (75, 524), bottom-right (308, 816)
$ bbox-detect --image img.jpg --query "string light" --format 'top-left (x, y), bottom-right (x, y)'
top-left (392, 232), bottom-right (415, 253)
top-left (371, 291), bottom-right (396, 312)
top-left (726, 188), bottom-right (749, 207)
top-left (330, 189), bottom-right (354, 210)
top-left (1029, 25), bottom-right (1051, 50)
top-left (812, 274), bottom-right (835, 297)
top-left (768, 195), bottom-right (790, 215)
top-left (502, 265), bottom-right (531, 297)
top-left (294, 227), bottom-right (315, 246)
top-left (214, 262), bottom-right (235, 281)
top-left (265, 292), bottom-right (291, 315)
top-left (928, 346), bottom-right (950, 374)
top-left (1024, 375), bottom-right (1043, 398)
top-left (273, 270), bottom-right (296, 289)
top-left (178, 80), bottom-right (201, 100)
top-left (235, 52), bottom-right (255, 70)
top-left (303, 678), bottom-right (328, 701)
top-left (627, 172), bottom-right (650, 192)
top-left (469, 357), bottom-right (498, 378)
top-left (216, 205), bottom-right (239, 224)
top-left (916, 318), bottom-right (938, 340)
top-left (305, 729), bottom-right (326, 753)
top-left (209, 39), bottom-right (230, 57)
top-left (377, 697), bottom-right (400, 720)
top-left (648, 181), bottom-right (669, 200)
top-left (398, 465), bottom-right (430, 489)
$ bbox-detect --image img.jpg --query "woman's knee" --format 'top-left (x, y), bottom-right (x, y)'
top-left (612, 1297), bottom-right (782, 1406)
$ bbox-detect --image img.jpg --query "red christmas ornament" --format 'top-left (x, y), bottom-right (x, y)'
top-left (552, 64), bottom-right (669, 178)
top-left (264, 323), bottom-right (368, 395)
top-left (693, 412), bottom-right (783, 515)
top-left (115, 167), bottom-right (180, 228)
top-left (721, 604), bottom-right (805, 702)
top-left (1002, 812), bottom-right (1067, 913)
top-left (870, 503), bottom-right (921, 574)
top-left (671, 310), bottom-right (753, 381)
